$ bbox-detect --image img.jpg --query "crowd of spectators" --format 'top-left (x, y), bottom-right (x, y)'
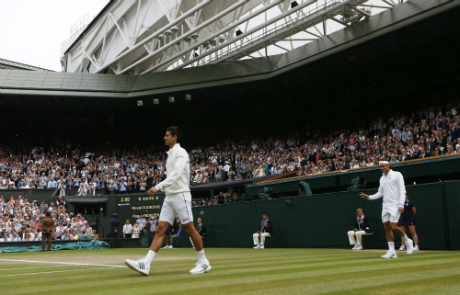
top-left (0, 195), bottom-right (93, 242)
top-left (0, 101), bottom-right (459, 195)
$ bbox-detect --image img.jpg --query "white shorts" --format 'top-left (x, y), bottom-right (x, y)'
top-left (159, 192), bottom-right (193, 225)
top-left (382, 207), bottom-right (400, 223)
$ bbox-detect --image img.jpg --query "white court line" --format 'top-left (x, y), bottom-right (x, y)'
top-left (0, 266), bottom-right (64, 272)
top-left (0, 267), bottom-right (112, 278)
top-left (0, 259), bottom-right (127, 268)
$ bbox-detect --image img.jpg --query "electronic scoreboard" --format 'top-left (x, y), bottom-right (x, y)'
top-left (116, 194), bottom-right (165, 222)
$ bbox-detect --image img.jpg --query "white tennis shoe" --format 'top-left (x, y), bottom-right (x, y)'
top-left (381, 251), bottom-right (397, 259)
top-left (253, 244), bottom-right (261, 249)
top-left (354, 245), bottom-right (363, 250)
top-left (169, 245), bottom-right (174, 249)
top-left (189, 260), bottom-right (211, 274)
top-left (125, 258), bottom-right (150, 276)
top-left (398, 245), bottom-right (405, 251)
top-left (414, 245), bottom-right (420, 251)
top-left (259, 245), bottom-right (265, 249)
top-left (405, 239), bottom-right (414, 255)
top-left (352, 245), bottom-right (357, 250)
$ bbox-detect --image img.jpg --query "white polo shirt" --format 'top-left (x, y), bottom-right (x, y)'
top-left (155, 143), bottom-right (190, 195)
top-left (369, 169), bottom-right (406, 209)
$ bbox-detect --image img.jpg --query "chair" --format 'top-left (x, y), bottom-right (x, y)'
top-left (347, 177), bottom-right (367, 191)
top-left (259, 187), bottom-right (273, 200)
top-left (298, 181), bottom-right (313, 197)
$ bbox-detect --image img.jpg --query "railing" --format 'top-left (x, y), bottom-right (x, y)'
top-left (256, 153), bottom-right (460, 185)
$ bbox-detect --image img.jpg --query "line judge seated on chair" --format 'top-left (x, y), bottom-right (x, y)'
top-left (253, 212), bottom-right (273, 249)
top-left (347, 208), bottom-right (372, 250)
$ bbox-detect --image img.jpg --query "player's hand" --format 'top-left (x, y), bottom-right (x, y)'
top-left (398, 207), bottom-right (404, 214)
top-left (148, 187), bottom-right (158, 196)
top-left (259, 232), bottom-right (261, 236)
top-left (359, 192), bottom-right (369, 199)
top-left (353, 232), bottom-right (356, 236)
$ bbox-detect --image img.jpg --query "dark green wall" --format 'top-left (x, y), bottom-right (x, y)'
top-left (444, 181), bottom-right (460, 250)
top-left (181, 182), bottom-right (454, 250)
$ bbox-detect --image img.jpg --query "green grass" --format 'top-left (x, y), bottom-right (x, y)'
top-left (1, 248), bottom-right (460, 294)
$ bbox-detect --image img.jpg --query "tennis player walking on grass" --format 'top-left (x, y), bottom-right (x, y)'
top-left (125, 126), bottom-right (211, 275)
top-left (359, 161), bottom-right (414, 259)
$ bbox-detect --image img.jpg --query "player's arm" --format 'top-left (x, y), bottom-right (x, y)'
top-left (412, 205), bottom-right (416, 216)
top-left (360, 184), bottom-right (383, 200)
top-left (397, 173), bottom-right (406, 213)
top-left (154, 153), bottom-right (187, 192)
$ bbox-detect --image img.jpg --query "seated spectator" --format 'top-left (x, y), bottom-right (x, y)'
top-left (253, 212), bottom-right (273, 249)
top-left (0, 228), bottom-right (10, 242)
top-left (84, 222), bottom-right (93, 236)
top-left (57, 195), bottom-right (66, 207)
top-left (172, 224), bottom-right (182, 238)
top-left (70, 229), bottom-right (79, 240)
top-left (347, 208), bottom-right (371, 250)
top-left (11, 232), bottom-right (21, 242)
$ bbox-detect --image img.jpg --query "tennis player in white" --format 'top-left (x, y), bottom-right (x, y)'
top-left (359, 161), bottom-right (414, 258)
top-left (125, 126), bottom-right (211, 275)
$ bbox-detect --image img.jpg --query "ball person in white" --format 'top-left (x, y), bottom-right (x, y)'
top-left (359, 161), bottom-right (414, 258)
top-left (125, 126), bottom-right (211, 275)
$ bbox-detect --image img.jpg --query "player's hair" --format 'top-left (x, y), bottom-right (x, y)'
top-left (166, 126), bottom-right (183, 143)
top-left (262, 212), bottom-right (269, 216)
top-left (356, 208), bottom-right (363, 216)
top-left (45, 211), bottom-right (51, 217)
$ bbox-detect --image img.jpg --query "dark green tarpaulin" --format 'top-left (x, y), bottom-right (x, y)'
top-left (0, 240), bottom-right (109, 253)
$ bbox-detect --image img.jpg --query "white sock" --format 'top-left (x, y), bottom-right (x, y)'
top-left (403, 234), bottom-right (409, 242)
top-left (197, 249), bottom-right (207, 261)
top-left (146, 250), bottom-right (156, 264)
top-left (388, 242), bottom-right (395, 252)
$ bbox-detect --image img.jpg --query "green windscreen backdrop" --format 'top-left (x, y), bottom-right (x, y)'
top-left (444, 181), bottom-right (460, 250)
top-left (181, 181), bottom-right (454, 250)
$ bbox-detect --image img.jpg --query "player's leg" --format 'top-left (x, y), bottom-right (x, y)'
top-left (399, 226), bottom-right (407, 250)
top-left (173, 192), bottom-right (211, 274)
top-left (125, 198), bottom-right (174, 275)
top-left (381, 211), bottom-right (397, 258)
top-left (409, 225), bottom-right (419, 250)
top-left (389, 211), bottom-right (413, 255)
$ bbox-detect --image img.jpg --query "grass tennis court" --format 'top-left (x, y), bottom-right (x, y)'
top-left (1, 248), bottom-right (460, 294)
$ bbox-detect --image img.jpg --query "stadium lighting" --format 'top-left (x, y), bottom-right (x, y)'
top-left (168, 96), bottom-right (175, 103)
top-left (137, 100), bottom-right (143, 106)
top-left (153, 98), bottom-right (159, 105)
top-left (291, 1), bottom-right (299, 8)
top-left (236, 29), bottom-right (243, 36)
top-left (185, 94), bottom-right (192, 101)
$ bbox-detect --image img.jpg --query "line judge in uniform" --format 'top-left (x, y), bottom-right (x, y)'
top-left (253, 212), bottom-right (273, 249)
top-left (40, 211), bottom-right (55, 251)
top-left (347, 208), bottom-right (372, 250)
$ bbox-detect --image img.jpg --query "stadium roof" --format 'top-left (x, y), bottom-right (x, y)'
top-left (0, 0), bottom-right (458, 99)
top-left (0, 58), bottom-right (54, 72)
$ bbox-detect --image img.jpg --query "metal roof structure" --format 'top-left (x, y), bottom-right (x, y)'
top-left (60, 0), bottom-right (407, 75)
top-left (0, 58), bottom-right (54, 72)
top-left (1, 0), bottom-right (457, 99)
